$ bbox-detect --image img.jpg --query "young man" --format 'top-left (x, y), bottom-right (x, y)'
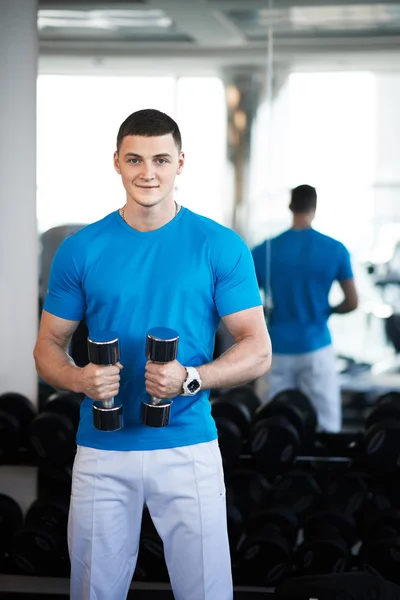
top-left (34, 108), bottom-right (271, 600)
top-left (252, 184), bottom-right (358, 433)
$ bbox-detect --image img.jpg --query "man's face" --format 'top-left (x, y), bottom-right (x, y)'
top-left (114, 134), bottom-right (184, 208)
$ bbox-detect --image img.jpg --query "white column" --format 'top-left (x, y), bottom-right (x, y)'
top-left (0, 0), bottom-right (38, 404)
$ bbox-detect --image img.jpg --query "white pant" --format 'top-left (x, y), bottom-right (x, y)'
top-left (265, 345), bottom-right (341, 433)
top-left (68, 440), bottom-right (233, 600)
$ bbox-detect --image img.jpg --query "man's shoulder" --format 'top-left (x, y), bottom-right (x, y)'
top-left (61, 212), bottom-right (116, 247)
top-left (312, 229), bottom-right (348, 252)
top-left (185, 209), bottom-right (244, 245)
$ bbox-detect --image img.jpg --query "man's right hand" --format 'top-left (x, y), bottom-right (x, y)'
top-left (79, 362), bottom-right (123, 401)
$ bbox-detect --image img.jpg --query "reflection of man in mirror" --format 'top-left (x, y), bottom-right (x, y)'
top-left (252, 184), bottom-right (358, 432)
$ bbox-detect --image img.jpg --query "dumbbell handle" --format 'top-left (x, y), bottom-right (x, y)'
top-left (102, 398), bottom-right (115, 409)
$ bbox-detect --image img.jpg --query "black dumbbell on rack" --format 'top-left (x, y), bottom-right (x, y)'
top-left (28, 391), bottom-right (83, 466)
top-left (249, 389), bottom-right (317, 475)
top-left (236, 505), bottom-right (299, 587)
top-left (210, 385), bottom-right (261, 467)
top-left (0, 392), bottom-right (36, 463)
top-left (363, 391), bottom-right (400, 471)
top-left (141, 327), bottom-right (179, 428)
top-left (12, 497), bottom-right (70, 577)
top-left (295, 508), bottom-right (357, 575)
top-left (358, 507), bottom-right (400, 585)
top-left (87, 331), bottom-right (123, 432)
top-left (0, 494), bottom-right (23, 574)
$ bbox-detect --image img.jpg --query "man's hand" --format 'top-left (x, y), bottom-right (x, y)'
top-left (145, 360), bottom-right (186, 399)
top-left (80, 362), bottom-right (123, 401)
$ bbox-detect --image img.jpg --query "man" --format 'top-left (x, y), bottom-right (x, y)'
top-left (252, 184), bottom-right (357, 433)
top-left (34, 108), bottom-right (271, 600)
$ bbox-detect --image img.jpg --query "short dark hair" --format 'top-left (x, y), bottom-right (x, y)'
top-left (116, 108), bottom-right (182, 153)
top-left (290, 184), bottom-right (317, 214)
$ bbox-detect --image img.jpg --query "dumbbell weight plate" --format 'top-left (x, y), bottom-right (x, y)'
top-left (0, 393), bottom-right (36, 462)
top-left (236, 528), bottom-right (293, 586)
top-left (365, 392), bottom-right (400, 429)
top-left (364, 419), bottom-right (400, 472)
top-left (12, 498), bottom-right (70, 577)
top-left (359, 510), bottom-right (400, 585)
top-left (225, 469), bottom-right (272, 521)
top-left (273, 470), bottom-right (322, 523)
top-left (250, 416), bottom-right (301, 475)
top-left (0, 494), bottom-right (23, 570)
top-left (211, 397), bottom-right (252, 440)
top-left (29, 392), bottom-right (82, 466)
top-left (246, 505), bottom-right (299, 547)
top-left (324, 472), bottom-right (368, 516)
top-left (297, 509), bottom-right (356, 576)
top-left (212, 416), bottom-right (243, 467)
top-left (255, 389), bottom-right (317, 441)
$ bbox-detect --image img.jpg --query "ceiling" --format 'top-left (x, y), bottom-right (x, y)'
top-left (37, 0), bottom-right (400, 74)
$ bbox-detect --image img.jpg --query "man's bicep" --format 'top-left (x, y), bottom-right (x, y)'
top-left (222, 306), bottom-right (269, 344)
top-left (37, 310), bottom-right (80, 351)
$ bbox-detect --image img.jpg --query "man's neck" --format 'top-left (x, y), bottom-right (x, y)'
top-left (122, 198), bottom-right (178, 233)
top-left (292, 215), bottom-right (313, 230)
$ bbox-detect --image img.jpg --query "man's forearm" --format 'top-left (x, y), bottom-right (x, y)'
top-left (197, 336), bottom-right (271, 391)
top-left (330, 300), bottom-right (357, 315)
top-left (34, 340), bottom-right (83, 393)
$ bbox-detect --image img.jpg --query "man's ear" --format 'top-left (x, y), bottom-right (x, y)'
top-left (113, 151), bottom-right (121, 174)
top-left (177, 151), bottom-right (185, 175)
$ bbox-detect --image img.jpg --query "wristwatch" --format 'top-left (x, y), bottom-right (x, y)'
top-left (182, 366), bottom-right (202, 396)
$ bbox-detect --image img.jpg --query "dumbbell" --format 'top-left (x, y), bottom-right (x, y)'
top-left (0, 392), bottom-right (36, 463)
top-left (295, 508), bottom-right (357, 575)
top-left (236, 505), bottom-right (298, 586)
top-left (141, 327), bottom-right (179, 428)
top-left (0, 494), bottom-right (23, 573)
top-left (273, 470), bottom-right (322, 525)
top-left (359, 507), bottom-right (400, 584)
top-left (210, 385), bottom-right (261, 467)
top-left (137, 507), bottom-right (169, 582)
top-left (12, 497), bottom-right (70, 577)
top-left (87, 330), bottom-right (123, 431)
top-left (249, 389), bottom-right (317, 475)
top-left (225, 469), bottom-right (272, 553)
top-left (28, 391), bottom-right (83, 466)
top-left (363, 391), bottom-right (400, 471)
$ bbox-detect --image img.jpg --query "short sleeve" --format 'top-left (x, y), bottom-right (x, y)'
top-left (251, 241), bottom-right (267, 292)
top-left (43, 237), bottom-right (86, 321)
top-left (213, 231), bottom-right (262, 317)
top-left (337, 243), bottom-right (354, 282)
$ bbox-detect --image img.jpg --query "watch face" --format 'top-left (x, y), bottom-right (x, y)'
top-left (188, 379), bottom-right (200, 393)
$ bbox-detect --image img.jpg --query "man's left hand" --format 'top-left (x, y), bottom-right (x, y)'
top-left (145, 360), bottom-right (187, 399)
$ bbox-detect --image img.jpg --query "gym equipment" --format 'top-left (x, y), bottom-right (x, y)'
top-left (322, 472), bottom-right (367, 516)
top-left (87, 331), bottom-right (123, 432)
top-left (363, 391), bottom-right (400, 471)
top-left (295, 508), bottom-right (357, 575)
top-left (249, 389), bottom-right (317, 474)
top-left (359, 507), bottom-right (400, 584)
top-left (0, 494), bottom-right (23, 573)
top-left (29, 391), bottom-right (82, 466)
top-left (225, 468), bottom-right (271, 522)
top-left (137, 507), bottom-right (169, 582)
top-left (38, 464), bottom-right (72, 498)
top-left (0, 392), bottom-right (36, 463)
top-left (12, 497), bottom-right (70, 577)
top-left (273, 470), bottom-right (322, 524)
top-left (141, 327), bottom-right (179, 428)
top-left (210, 385), bottom-right (261, 466)
top-left (236, 505), bottom-right (298, 586)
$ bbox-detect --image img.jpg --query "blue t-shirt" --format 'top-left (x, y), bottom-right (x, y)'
top-left (252, 228), bottom-right (353, 354)
top-left (44, 207), bottom-right (262, 451)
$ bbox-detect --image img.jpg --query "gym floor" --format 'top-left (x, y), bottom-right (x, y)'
top-left (0, 577), bottom-right (275, 599)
